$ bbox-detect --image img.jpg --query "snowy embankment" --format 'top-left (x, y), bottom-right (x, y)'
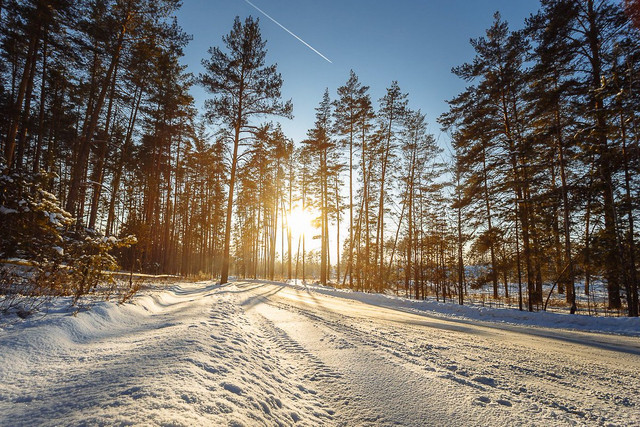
top-left (290, 281), bottom-right (640, 336)
top-left (1, 280), bottom-right (639, 426)
top-left (0, 283), bottom-right (335, 426)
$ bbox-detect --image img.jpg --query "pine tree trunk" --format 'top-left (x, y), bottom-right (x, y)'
top-left (4, 18), bottom-right (41, 171)
top-left (481, 142), bottom-right (499, 299)
top-left (288, 167), bottom-right (293, 279)
top-left (335, 176), bottom-right (340, 285)
top-left (586, 0), bottom-right (621, 309)
top-left (363, 130), bottom-right (371, 291)
top-left (556, 105), bottom-right (576, 312)
top-left (320, 150), bottom-right (327, 285)
top-left (375, 109), bottom-right (395, 290)
top-left (584, 169), bottom-right (594, 297)
top-left (348, 124), bottom-right (354, 288)
top-left (15, 40), bottom-right (39, 170)
top-left (270, 166), bottom-right (279, 281)
top-left (88, 63), bottom-right (119, 230)
top-left (66, 14), bottom-right (130, 219)
top-left (33, 32), bottom-right (48, 173)
top-left (220, 75), bottom-right (244, 283)
top-left (620, 111), bottom-right (638, 316)
top-left (106, 85), bottom-right (141, 235)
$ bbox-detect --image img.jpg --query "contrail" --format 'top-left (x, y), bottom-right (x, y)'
top-left (244, 0), bottom-right (332, 64)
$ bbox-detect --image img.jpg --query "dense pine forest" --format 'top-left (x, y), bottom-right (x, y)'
top-left (1, 0), bottom-right (640, 317)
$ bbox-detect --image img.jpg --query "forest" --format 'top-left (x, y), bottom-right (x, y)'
top-left (1, 0), bottom-right (640, 317)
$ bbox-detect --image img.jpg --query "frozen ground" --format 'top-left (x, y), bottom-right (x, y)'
top-left (1, 280), bottom-right (639, 426)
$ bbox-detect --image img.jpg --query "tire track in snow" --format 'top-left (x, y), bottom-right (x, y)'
top-left (238, 283), bottom-right (488, 425)
top-left (235, 281), bottom-right (640, 426)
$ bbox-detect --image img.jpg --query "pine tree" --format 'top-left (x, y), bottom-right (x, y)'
top-left (334, 70), bottom-right (369, 288)
top-left (374, 82), bottom-right (407, 291)
top-left (199, 16), bottom-right (292, 284)
top-left (398, 109), bottom-right (439, 299)
top-left (303, 89), bottom-right (334, 285)
top-left (526, 0), bottom-right (581, 312)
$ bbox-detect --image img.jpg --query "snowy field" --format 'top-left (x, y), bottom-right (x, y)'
top-left (1, 280), bottom-right (639, 426)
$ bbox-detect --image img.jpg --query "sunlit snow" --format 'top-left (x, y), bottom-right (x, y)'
top-left (1, 280), bottom-right (638, 426)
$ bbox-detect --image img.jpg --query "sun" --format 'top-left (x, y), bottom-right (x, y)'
top-left (287, 207), bottom-right (316, 239)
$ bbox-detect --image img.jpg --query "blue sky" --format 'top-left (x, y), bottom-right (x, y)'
top-left (176, 0), bottom-right (542, 147)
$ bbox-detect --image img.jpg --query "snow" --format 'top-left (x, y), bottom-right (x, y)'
top-left (1, 280), bottom-right (639, 426)
top-left (46, 211), bottom-right (65, 226)
top-left (0, 206), bottom-right (18, 215)
top-left (291, 281), bottom-right (640, 336)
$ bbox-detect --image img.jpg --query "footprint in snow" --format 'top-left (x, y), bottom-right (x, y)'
top-left (472, 376), bottom-right (497, 387)
top-left (259, 400), bottom-right (271, 414)
top-left (297, 384), bottom-right (317, 395)
top-left (497, 399), bottom-right (512, 407)
top-left (221, 382), bottom-right (243, 395)
top-left (473, 396), bottom-right (490, 407)
top-left (181, 393), bottom-right (197, 403)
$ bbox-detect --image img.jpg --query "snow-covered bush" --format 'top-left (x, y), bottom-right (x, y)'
top-left (63, 231), bottom-right (137, 303)
top-left (0, 168), bottom-right (72, 266)
top-left (0, 164), bottom-right (72, 314)
top-left (0, 160), bottom-right (137, 316)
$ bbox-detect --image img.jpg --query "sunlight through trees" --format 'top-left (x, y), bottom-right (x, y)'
top-left (1, 0), bottom-right (639, 317)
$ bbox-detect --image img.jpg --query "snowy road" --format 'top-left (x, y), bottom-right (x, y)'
top-left (1, 280), bottom-right (639, 426)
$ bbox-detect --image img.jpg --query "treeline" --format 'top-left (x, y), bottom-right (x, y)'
top-left (0, 0), bottom-right (226, 277)
top-left (1, 0), bottom-right (639, 317)
top-left (195, 17), bottom-right (448, 295)
top-left (441, 0), bottom-right (640, 316)
top-left (221, 0), bottom-right (640, 317)
top-left (228, 76), bottom-right (446, 297)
